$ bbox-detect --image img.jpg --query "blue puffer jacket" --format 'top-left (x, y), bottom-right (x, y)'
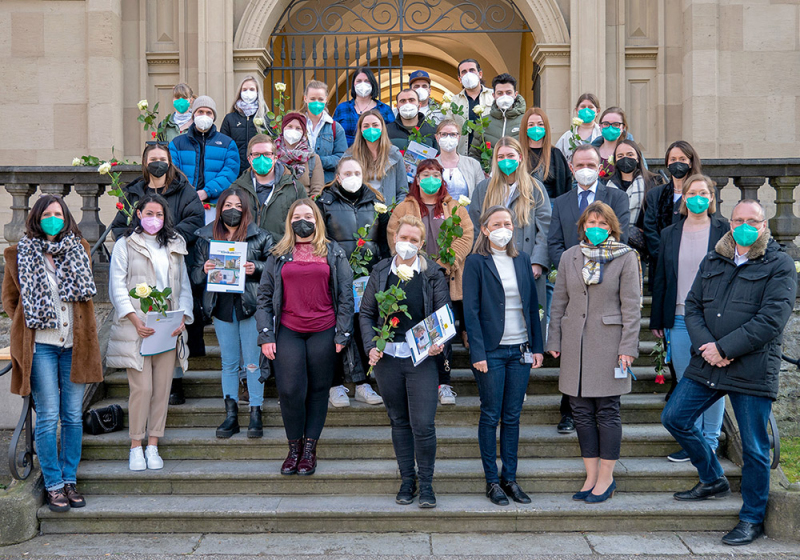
top-left (169, 124), bottom-right (240, 204)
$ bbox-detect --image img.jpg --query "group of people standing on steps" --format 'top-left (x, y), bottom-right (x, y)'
top-left (3, 64), bottom-right (795, 547)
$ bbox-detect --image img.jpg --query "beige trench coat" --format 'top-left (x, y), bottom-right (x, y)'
top-left (546, 245), bottom-right (641, 398)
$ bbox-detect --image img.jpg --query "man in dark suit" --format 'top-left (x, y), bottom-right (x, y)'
top-left (546, 143), bottom-right (631, 434)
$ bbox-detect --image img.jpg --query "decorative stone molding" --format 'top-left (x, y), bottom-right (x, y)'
top-left (531, 43), bottom-right (571, 66)
top-left (233, 47), bottom-right (272, 74)
top-left (146, 51), bottom-right (180, 66)
top-left (625, 46), bottom-right (658, 60)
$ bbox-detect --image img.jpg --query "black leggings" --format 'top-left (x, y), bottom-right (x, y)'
top-left (570, 395), bottom-right (622, 461)
top-left (273, 325), bottom-right (336, 440)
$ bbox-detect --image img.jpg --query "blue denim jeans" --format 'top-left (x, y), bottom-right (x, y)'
top-left (29, 343), bottom-right (85, 491)
top-left (473, 345), bottom-right (530, 484)
top-left (213, 314), bottom-right (263, 407)
top-left (668, 315), bottom-right (724, 450)
top-left (662, 377), bottom-right (773, 524)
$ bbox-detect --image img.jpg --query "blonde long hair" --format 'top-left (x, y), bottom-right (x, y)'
top-left (272, 199), bottom-right (329, 258)
top-left (482, 137), bottom-right (544, 227)
top-left (349, 110), bottom-right (392, 181)
top-left (230, 75), bottom-right (267, 122)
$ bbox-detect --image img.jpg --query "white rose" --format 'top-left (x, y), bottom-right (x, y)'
top-left (795, 261), bottom-right (800, 274)
top-left (572, 117), bottom-right (584, 127)
top-left (72, 157), bottom-right (81, 166)
top-left (98, 162), bottom-right (112, 175)
top-left (137, 99), bottom-right (148, 111)
top-left (396, 264), bottom-right (415, 283)
top-left (473, 105), bottom-right (485, 116)
top-left (253, 117), bottom-right (264, 127)
top-left (374, 202), bottom-right (388, 214)
top-left (457, 195), bottom-right (471, 207)
top-left (442, 92), bottom-right (453, 104)
top-left (539, 308), bottom-right (545, 320)
top-left (134, 283), bottom-right (152, 298)
top-left (275, 82), bottom-right (286, 93)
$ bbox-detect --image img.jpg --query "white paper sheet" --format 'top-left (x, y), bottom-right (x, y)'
top-left (140, 310), bottom-right (184, 356)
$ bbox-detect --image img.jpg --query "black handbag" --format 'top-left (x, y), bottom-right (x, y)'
top-left (82, 404), bottom-right (124, 435)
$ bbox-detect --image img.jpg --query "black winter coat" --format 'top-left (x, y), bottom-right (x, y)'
top-left (220, 109), bottom-right (276, 176)
top-left (316, 184), bottom-right (389, 270)
top-left (255, 241), bottom-right (354, 346)
top-left (110, 173), bottom-right (205, 245)
top-left (649, 216), bottom-right (729, 330)
top-left (359, 257), bottom-right (451, 353)
top-left (683, 232), bottom-right (797, 400)
top-left (190, 222), bottom-right (275, 321)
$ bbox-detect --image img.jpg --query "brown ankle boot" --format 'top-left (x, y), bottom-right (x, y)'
top-left (280, 439), bottom-right (303, 475)
top-left (297, 438), bottom-right (318, 475)
top-left (46, 488), bottom-right (70, 512)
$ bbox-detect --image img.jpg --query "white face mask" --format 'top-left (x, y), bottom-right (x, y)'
top-left (574, 167), bottom-right (599, 186)
top-left (283, 129), bottom-right (303, 145)
top-left (438, 136), bottom-right (458, 153)
top-left (340, 175), bottom-right (363, 193)
top-left (354, 82), bottom-right (373, 98)
top-left (194, 115), bottom-right (213, 132)
top-left (398, 104), bottom-right (418, 119)
top-left (496, 95), bottom-right (514, 110)
top-left (395, 241), bottom-right (419, 260)
top-left (414, 88), bottom-right (430, 102)
top-left (240, 90), bottom-right (258, 103)
top-left (488, 227), bottom-right (513, 247)
top-left (461, 72), bottom-right (480, 90)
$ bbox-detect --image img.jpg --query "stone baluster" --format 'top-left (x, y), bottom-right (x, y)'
top-left (710, 176), bottom-right (730, 207)
top-left (39, 183), bottom-right (72, 198)
top-left (767, 175), bottom-right (800, 260)
top-left (3, 184), bottom-right (38, 244)
top-left (75, 183), bottom-right (107, 246)
top-left (734, 176), bottom-right (765, 202)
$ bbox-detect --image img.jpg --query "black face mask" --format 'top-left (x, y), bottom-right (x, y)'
top-left (668, 162), bottom-right (691, 179)
top-left (147, 161), bottom-right (170, 178)
top-left (615, 157), bottom-right (638, 174)
top-left (220, 209), bottom-right (242, 228)
top-left (291, 219), bottom-right (316, 238)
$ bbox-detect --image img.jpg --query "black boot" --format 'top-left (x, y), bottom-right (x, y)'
top-left (216, 396), bottom-right (240, 438)
top-left (169, 378), bottom-right (186, 406)
top-left (247, 406), bottom-right (263, 438)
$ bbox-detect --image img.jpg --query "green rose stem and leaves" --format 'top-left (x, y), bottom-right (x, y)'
top-left (367, 265), bottom-right (415, 376)
top-left (130, 283), bottom-right (172, 316)
top-left (437, 197), bottom-right (470, 266)
top-left (349, 202), bottom-right (394, 278)
top-left (267, 83), bottom-right (288, 133)
top-left (651, 338), bottom-right (668, 385)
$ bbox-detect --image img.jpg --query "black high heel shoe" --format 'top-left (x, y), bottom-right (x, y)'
top-left (585, 480), bottom-right (616, 503)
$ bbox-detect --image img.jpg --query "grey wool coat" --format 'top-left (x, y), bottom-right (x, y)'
top-left (546, 245), bottom-right (642, 398)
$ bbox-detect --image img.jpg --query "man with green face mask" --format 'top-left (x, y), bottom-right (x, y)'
top-left (662, 200), bottom-right (797, 546)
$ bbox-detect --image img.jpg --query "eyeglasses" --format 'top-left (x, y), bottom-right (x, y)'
top-left (145, 140), bottom-right (170, 147)
top-left (599, 122), bottom-right (624, 130)
top-left (731, 219), bottom-right (765, 227)
top-left (438, 133), bottom-right (459, 138)
top-left (251, 152), bottom-right (274, 158)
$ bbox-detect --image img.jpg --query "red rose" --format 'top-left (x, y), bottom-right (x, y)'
top-left (415, 127), bottom-right (420, 131)
top-left (203, 203), bottom-right (211, 210)
top-left (148, 306), bottom-right (153, 312)
top-left (400, 150), bottom-right (405, 155)
top-left (116, 202), bottom-right (124, 210)
top-left (390, 317), bottom-right (400, 328)
top-left (111, 161), bottom-right (118, 166)
top-left (486, 142), bottom-right (491, 149)
top-left (151, 131), bottom-right (157, 139)
top-left (655, 374), bottom-right (665, 385)
top-left (357, 238), bottom-right (366, 248)
top-left (598, 170), bottom-right (606, 178)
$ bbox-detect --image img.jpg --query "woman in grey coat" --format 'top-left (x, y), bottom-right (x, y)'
top-left (469, 136), bottom-right (551, 337)
top-left (546, 201), bottom-right (641, 504)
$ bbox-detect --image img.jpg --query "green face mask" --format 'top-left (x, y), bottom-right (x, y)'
top-left (497, 158), bottom-right (519, 176)
top-left (419, 177), bottom-right (442, 195)
top-left (527, 126), bottom-right (546, 141)
top-left (308, 101), bottom-right (325, 116)
top-left (173, 98), bottom-right (190, 113)
top-left (732, 223), bottom-right (760, 247)
top-left (601, 126), bottom-right (623, 142)
top-left (251, 155), bottom-right (274, 176)
top-left (585, 226), bottom-right (610, 246)
top-left (685, 195), bottom-right (710, 215)
top-left (41, 216), bottom-right (64, 237)
top-left (362, 127), bottom-right (382, 143)
top-left (578, 108), bottom-right (596, 123)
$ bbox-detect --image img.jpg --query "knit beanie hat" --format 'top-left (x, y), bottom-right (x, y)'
top-left (192, 96), bottom-right (217, 120)
top-left (281, 112), bottom-right (307, 137)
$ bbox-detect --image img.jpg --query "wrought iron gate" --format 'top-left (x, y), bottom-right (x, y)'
top-left (267, 0), bottom-right (530, 107)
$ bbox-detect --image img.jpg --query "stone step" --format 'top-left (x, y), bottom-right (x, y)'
top-left (81, 425), bottom-right (683, 461)
top-left (75, 457), bottom-right (742, 496)
top-left (91, 393), bottom-right (670, 428)
top-left (188, 340), bottom-right (663, 371)
top-left (37, 492), bottom-right (741, 535)
top-left (104, 366), bottom-right (669, 399)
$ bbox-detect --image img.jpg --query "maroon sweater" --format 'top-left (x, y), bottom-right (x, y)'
top-left (280, 243), bottom-right (336, 333)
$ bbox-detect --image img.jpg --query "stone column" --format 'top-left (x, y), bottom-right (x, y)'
top-left (3, 184), bottom-right (37, 244)
top-left (196, 0), bottom-right (235, 118)
top-left (233, 47), bottom-right (272, 87)
top-left (734, 177), bottom-right (764, 203)
top-left (768, 176), bottom-right (800, 260)
top-left (532, 44), bottom-right (571, 135)
top-left (569, 0), bottom-right (606, 103)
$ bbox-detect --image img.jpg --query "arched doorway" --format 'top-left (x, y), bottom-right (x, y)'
top-left (264, 0), bottom-right (533, 108)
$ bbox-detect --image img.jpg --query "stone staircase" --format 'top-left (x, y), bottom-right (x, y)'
top-left (38, 296), bottom-right (745, 534)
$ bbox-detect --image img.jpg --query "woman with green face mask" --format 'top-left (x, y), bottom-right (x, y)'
top-left (2, 195), bottom-right (102, 513)
top-left (387, 159), bottom-right (475, 405)
top-left (555, 93), bottom-right (602, 161)
top-left (649, 175), bottom-right (729, 461)
top-left (591, 107), bottom-right (629, 178)
top-left (547, 201), bottom-right (642, 504)
top-left (159, 82), bottom-right (195, 143)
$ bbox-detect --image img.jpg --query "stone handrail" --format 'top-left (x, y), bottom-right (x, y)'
top-left (2, 160), bottom-right (800, 256)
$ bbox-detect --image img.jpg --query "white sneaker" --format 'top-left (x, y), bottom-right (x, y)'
top-left (355, 383), bottom-right (383, 405)
top-left (329, 385), bottom-right (351, 408)
top-left (129, 447), bottom-right (146, 471)
top-left (144, 445), bottom-right (164, 470)
top-left (438, 384), bottom-right (456, 405)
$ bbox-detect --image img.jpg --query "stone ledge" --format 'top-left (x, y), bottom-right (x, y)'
top-left (766, 486), bottom-right (800, 541)
top-left (0, 470), bottom-right (43, 546)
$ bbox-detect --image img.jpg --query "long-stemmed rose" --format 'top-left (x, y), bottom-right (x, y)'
top-left (368, 264), bottom-right (415, 376)
top-left (129, 283), bottom-right (172, 315)
top-left (267, 83), bottom-right (289, 133)
top-left (137, 99), bottom-right (166, 141)
top-left (100, 161), bottom-right (137, 224)
top-left (437, 195), bottom-right (470, 266)
top-left (349, 201), bottom-right (394, 278)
